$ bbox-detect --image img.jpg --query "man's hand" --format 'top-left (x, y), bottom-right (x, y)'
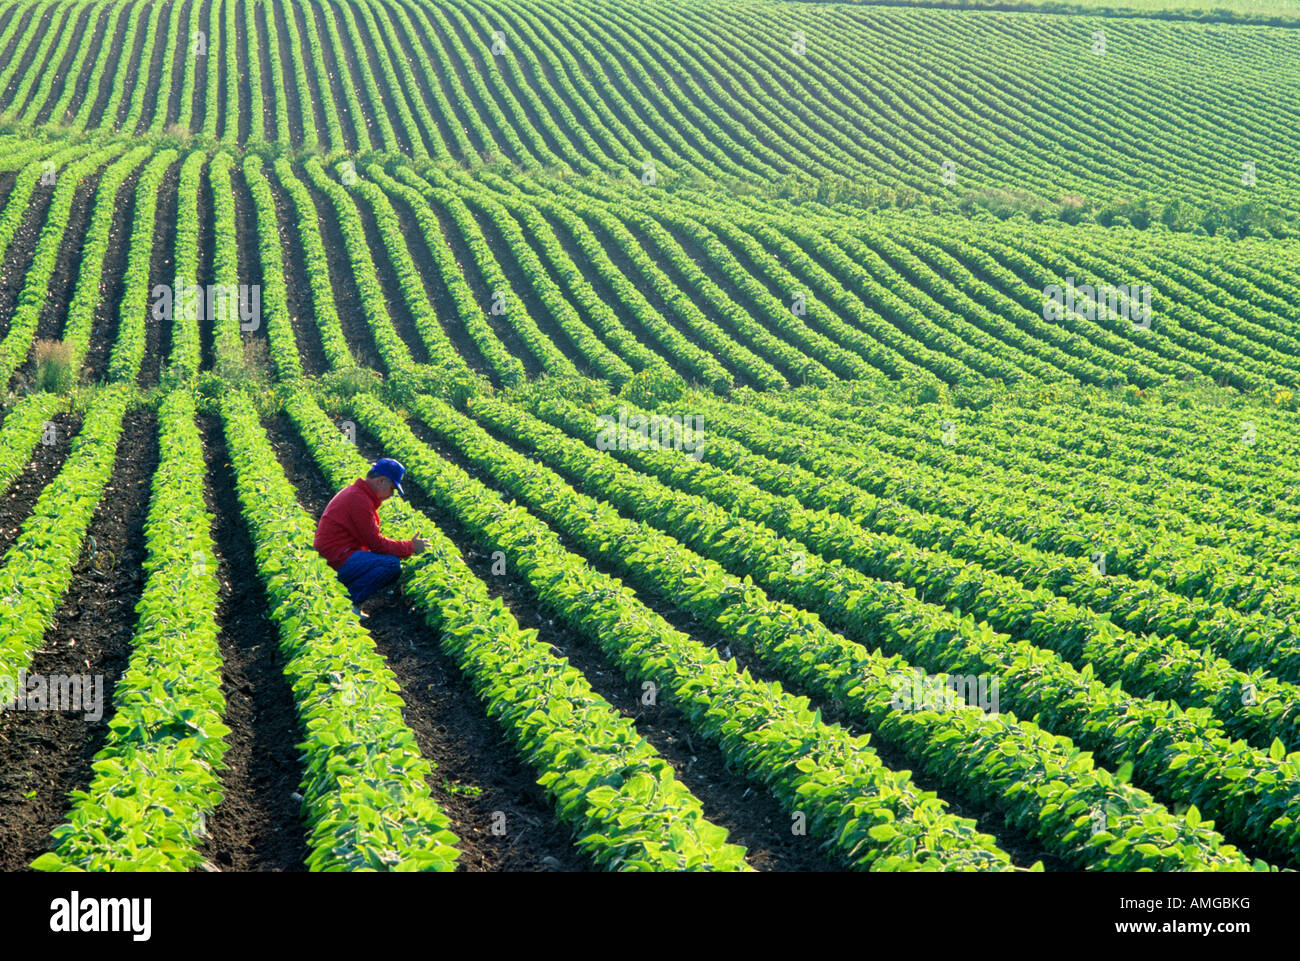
top-left (411, 535), bottom-right (430, 555)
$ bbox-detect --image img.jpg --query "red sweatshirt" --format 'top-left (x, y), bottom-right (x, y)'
top-left (313, 478), bottom-right (415, 569)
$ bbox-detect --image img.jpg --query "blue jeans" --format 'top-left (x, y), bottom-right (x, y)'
top-left (336, 550), bottom-right (401, 606)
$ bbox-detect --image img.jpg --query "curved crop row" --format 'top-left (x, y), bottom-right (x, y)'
top-left (34, 389), bottom-right (227, 871)
top-left (0, 388), bottom-right (131, 685)
top-left (446, 388), bottom-right (1300, 866)
top-left (284, 388), bottom-right (751, 871)
top-left (342, 392), bottom-right (1020, 872)
top-left (408, 386), bottom-right (1262, 872)
top-left (218, 389), bottom-right (460, 871)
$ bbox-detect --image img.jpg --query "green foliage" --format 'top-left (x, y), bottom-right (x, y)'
top-left (617, 365), bottom-right (687, 406)
top-left (35, 390), bottom-right (227, 872)
top-left (287, 390), bottom-right (749, 871)
top-left (0, 389), bottom-right (130, 686)
top-left (348, 391), bottom-right (1019, 871)
top-left (492, 388), bottom-right (1267, 870)
top-left (217, 391), bottom-right (460, 871)
top-left (30, 340), bottom-right (75, 394)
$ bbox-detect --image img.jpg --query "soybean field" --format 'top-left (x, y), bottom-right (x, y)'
top-left (0, 0), bottom-right (1298, 875)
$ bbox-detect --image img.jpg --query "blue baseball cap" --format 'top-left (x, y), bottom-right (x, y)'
top-left (369, 458), bottom-right (406, 497)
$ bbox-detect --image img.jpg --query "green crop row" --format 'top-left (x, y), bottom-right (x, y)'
top-left (727, 389), bottom-right (1300, 680)
top-left (0, 144), bottom-right (124, 387)
top-left (555, 390), bottom-right (1300, 753)
top-left (62, 147), bottom-right (152, 373)
top-left (34, 390), bottom-right (227, 871)
top-left (343, 392), bottom-right (1020, 871)
top-left (242, 154), bottom-right (304, 381)
top-left (406, 386), bottom-right (1261, 871)
top-left (0, 388), bottom-right (131, 684)
top-left (461, 387), bottom-right (1300, 865)
top-left (0, 391), bottom-right (65, 497)
top-left (165, 150), bottom-right (206, 378)
top-left (106, 150), bottom-right (178, 384)
top-left (271, 156), bottom-right (356, 371)
top-left (283, 389), bottom-right (750, 871)
top-left (218, 390), bottom-right (460, 871)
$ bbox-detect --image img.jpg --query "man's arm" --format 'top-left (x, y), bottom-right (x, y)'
top-left (353, 505), bottom-right (416, 559)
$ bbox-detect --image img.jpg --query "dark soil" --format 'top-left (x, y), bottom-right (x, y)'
top-left (344, 0), bottom-right (411, 155)
top-left (160, 0), bottom-right (193, 131)
top-left (0, 407), bottom-right (156, 871)
top-left (546, 613), bottom-right (839, 871)
top-left (229, 159), bottom-right (271, 368)
top-left (234, 0), bottom-right (250, 144)
top-left (347, 181), bottom-right (432, 366)
top-left (491, 3), bottom-right (628, 164)
top-left (404, 2), bottom-right (507, 163)
top-left (466, 197), bottom-right (592, 375)
top-left (620, 10), bottom-right (800, 175)
top-left (111, 5), bottom-right (151, 131)
top-left (0, 411), bottom-right (81, 559)
top-left (722, 633), bottom-right (1068, 872)
top-left (0, 3), bottom-right (72, 111)
top-left (298, 175), bottom-right (384, 372)
top-left (469, 403), bottom-right (1070, 871)
top-left (647, 215), bottom-right (807, 380)
top-left (11, 166), bottom-right (101, 393)
top-left (30, 3), bottom-right (95, 125)
top-left (328, 2), bottom-right (380, 149)
top-left (253, 0), bottom-right (275, 142)
top-left (265, 171), bottom-right (327, 376)
top-left (197, 158), bottom-right (216, 370)
top-left (530, 202), bottom-right (698, 385)
top-left (430, 199), bottom-right (541, 378)
top-left (215, 0), bottom-right (229, 139)
top-left (190, 0), bottom-right (211, 131)
top-left (196, 414), bottom-right (309, 872)
top-left (0, 5), bottom-right (35, 70)
top-left (0, 171), bottom-right (15, 211)
top-left (283, 1), bottom-right (323, 146)
top-left (398, 3), bottom-right (486, 158)
top-left (629, 215), bottom-right (790, 388)
top-left (363, 0), bottom-right (457, 159)
top-left (350, 413), bottom-right (833, 870)
top-left (439, 1), bottom-right (563, 162)
top-left (379, 183), bottom-right (495, 382)
top-left (82, 169), bottom-right (142, 382)
top-left (82, 4), bottom-right (131, 128)
top-left (260, 413), bottom-right (589, 871)
top-left (589, 213), bottom-right (749, 389)
top-left (0, 180), bottom-right (57, 341)
top-left (304, 0), bottom-right (358, 152)
top-left (139, 160), bottom-right (181, 389)
top-left (267, 0), bottom-right (303, 146)
top-left (50, 4), bottom-right (115, 126)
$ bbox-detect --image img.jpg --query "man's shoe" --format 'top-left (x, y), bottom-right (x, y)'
top-left (352, 604), bottom-right (369, 619)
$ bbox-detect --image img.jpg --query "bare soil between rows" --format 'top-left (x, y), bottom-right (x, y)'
top-left (0, 408), bottom-right (156, 871)
top-left (472, 397), bottom-right (1070, 871)
top-left (196, 413), bottom-right (309, 872)
top-left (0, 410), bottom-right (82, 557)
top-left (261, 413), bottom-right (589, 871)
top-left (365, 407), bottom-right (837, 870)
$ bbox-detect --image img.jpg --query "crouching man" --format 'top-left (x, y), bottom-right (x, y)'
top-left (313, 458), bottom-right (429, 616)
